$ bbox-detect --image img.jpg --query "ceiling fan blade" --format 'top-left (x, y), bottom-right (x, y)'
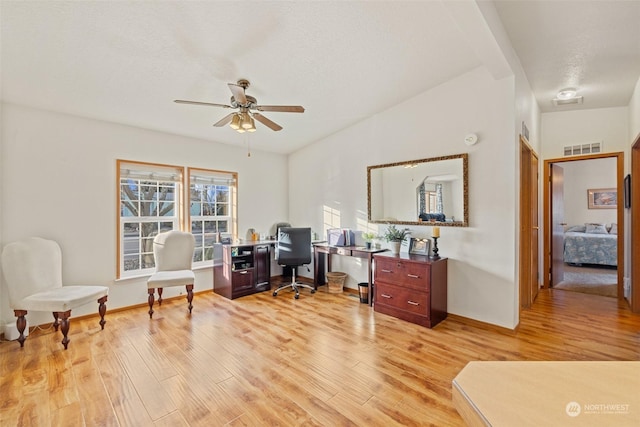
top-left (253, 113), bottom-right (283, 131)
top-left (174, 100), bottom-right (232, 108)
top-left (255, 105), bottom-right (305, 113)
top-left (212, 113), bottom-right (235, 127)
top-left (227, 83), bottom-right (248, 105)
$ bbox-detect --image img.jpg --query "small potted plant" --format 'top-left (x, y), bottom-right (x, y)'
top-left (382, 224), bottom-right (410, 254)
top-left (362, 232), bottom-right (377, 249)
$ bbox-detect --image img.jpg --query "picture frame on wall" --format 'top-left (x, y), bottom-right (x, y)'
top-left (624, 174), bottom-right (631, 208)
top-left (587, 188), bottom-right (617, 209)
top-left (409, 238), bottom-right (430, 255)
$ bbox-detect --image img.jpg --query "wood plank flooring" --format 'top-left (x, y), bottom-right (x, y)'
top-left (1, 286), bottom-right (639, 426)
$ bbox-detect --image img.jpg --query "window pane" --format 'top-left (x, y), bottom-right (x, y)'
top-left (190, 202), bottom-right (202, 216)
top-left (204, 221), bottom-right (216, 233)
top-left (193, 248), bottom-right (203, 262)
top-left (216, 204), bottom-right (228, 216)
top-left (124, 255), bottom-right (139, 271)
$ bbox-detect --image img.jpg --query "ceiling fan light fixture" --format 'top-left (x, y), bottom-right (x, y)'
top-left (229, 114), bottom-right (241, 130)
top-left (241, 112), bottom-right (253, 130)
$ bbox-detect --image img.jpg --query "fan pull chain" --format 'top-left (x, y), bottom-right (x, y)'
top-left (246, 133), bottom-right (251, 157)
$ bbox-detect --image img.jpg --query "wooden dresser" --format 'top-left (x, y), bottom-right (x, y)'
top-left (373, 252), bottom-right (447, 328)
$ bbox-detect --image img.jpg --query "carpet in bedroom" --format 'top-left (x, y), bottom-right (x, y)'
top-left (554, 265), bottom-right (617, 297)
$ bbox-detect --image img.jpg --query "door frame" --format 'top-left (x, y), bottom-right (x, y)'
top-left (631, 133), bottom-right (640, 312)
top-left (519, 136), bottom-right (539, 309)
top-left (542, 152), bottom-right (624, 298)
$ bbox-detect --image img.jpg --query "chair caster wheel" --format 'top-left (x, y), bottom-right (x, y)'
top-left (295, 294), bottom-right (300, 299)
top-left (273, 291), bottom-right (277, 297)
top-left (311, 289), bottom-right (316, 294)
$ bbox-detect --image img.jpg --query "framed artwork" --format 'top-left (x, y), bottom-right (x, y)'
top-left (624, 174), bottom-right (631, 208)
top-left (409, 238), bottom-right (430, 255)
top-left (587, 188), bottom-right (617, 209)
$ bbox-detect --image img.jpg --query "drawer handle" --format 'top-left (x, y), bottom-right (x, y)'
top-left (407, 300), bottom-right (420, 306)
top-left (238, 270), bottom-right (248, 274)
top-left (407, 274), bottom-right (420, 279)
top-left (380, 294), bottom-right (392, 299)
top-left (381, 269), bottom-right (393, 273)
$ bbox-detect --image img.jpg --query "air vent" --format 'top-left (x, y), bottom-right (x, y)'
top-left (553, 96), bottom-right (583, 106)
top-left (563, 142), bottom-right (602, 156)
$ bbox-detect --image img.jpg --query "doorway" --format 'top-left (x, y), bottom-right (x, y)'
top-left (543, 152), bottom-right (624, 300)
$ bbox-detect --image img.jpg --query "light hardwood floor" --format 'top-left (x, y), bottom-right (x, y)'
top-left (1, 285), bottom-right (639, 426)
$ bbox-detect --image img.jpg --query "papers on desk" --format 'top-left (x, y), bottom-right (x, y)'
top-left (327, 228), bottom-right (355, 247)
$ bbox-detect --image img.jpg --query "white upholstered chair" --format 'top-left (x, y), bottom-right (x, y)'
top-left (1, 237), bottom-right (108, 349)
top-left (147, 230), bottom-right (196, 318)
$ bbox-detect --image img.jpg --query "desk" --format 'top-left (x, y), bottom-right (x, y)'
top-left (313, 244), bottom-right (387, 305)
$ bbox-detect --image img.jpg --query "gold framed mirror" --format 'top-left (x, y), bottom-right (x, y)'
top-left (367, 153), bottom-right (468, 227)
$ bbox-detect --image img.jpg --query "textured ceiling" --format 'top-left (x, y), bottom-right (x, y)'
top-left (2, 1), bottom-right (639, 154)
top-left (494, 0), bottom-right (640, 113)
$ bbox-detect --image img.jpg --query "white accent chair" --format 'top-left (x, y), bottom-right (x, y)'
top-left (147, 230), bottom-right (196, 318)
top-left (1, 237), bottom-right (108, 350)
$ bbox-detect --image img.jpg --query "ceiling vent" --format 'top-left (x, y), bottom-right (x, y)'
top-left (563, 142), bottom-right (602, 156)
top-left (552, 96), bottom-right (584, 106)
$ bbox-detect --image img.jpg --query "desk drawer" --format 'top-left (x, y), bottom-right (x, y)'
top-left (375, 258), bottom-right (431, 290)
top-left (375, 282), bottom-right (429, 317)
top-left (335, 247), bottom-right (352, 256)
top-left (232, 269), bottom-right (255, 291)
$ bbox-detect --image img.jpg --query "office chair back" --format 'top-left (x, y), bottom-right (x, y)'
top-left (2, 237), bottom-right (63, 308)
top-left (153, 230), bottom-right (195, 272)
top-left (276, 227), bottom-right (311, 266)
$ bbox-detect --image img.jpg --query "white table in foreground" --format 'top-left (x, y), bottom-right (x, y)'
top-left (452, 361), bottom-right (640, 426)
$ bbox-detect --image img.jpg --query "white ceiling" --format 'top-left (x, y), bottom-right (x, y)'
top-left (2, 1), bottom-right (639, 154)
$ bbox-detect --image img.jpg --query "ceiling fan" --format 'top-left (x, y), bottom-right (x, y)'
top-left (174, 79), bottom-right (304, 132)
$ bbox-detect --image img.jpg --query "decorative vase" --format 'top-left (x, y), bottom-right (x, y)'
top-left (365, 241), bottom-right (372, 249)
top-left (390, 241), bottom-right (401, 254)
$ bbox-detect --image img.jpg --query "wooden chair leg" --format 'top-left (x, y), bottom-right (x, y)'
top-left (52, 312), bottom-right (60, 331)
top-left (58, 310), bottom-right (71, 349)
top-left (98, 296), bottom-right (108, 329)
top-left (14, 310), bottom-right (27, 348)
top-left (157, 288), bottom-right (164, 306)
top-left (186, 284), bottom-right (194, 314)
top-left (148, 289), bottom-right (155, 318)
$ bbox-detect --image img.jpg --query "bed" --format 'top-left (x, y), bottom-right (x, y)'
top-left (563, 223), bottom-right (617, 267)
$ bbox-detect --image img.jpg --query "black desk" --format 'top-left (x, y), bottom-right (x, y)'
top-left (313, 244), bottom-right (387, 305)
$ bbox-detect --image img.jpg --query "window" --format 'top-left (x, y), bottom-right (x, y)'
top-left (117, 161), bottom-right (237, 278)
top-left (188, 168), bottom-right (237, 267)
top-left (118, 161), bottom-right (183, 278)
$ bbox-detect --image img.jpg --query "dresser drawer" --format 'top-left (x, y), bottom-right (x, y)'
top-left (375, 282), bottom-right (430, 317)
top-left (375, 258), bottom-right (431, 290)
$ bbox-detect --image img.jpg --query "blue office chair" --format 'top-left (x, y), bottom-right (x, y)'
top-left (273, 227), bottom-right (316, 299)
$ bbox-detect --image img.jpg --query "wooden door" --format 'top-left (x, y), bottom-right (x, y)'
top-left (530, 154), bottom-right (540, 300)
top-left (519, 138), bottom-right (540, 309)
top-left (550, 164), bottom-right (565, 288)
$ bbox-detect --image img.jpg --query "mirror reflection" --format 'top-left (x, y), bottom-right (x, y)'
top-left (367, 153), bottom-right (468, 227)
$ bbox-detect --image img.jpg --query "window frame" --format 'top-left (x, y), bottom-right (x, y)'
top-left (116, 160), bottom-right (238, 279)
top-left (187, 167), bottom-right (238, 268)
top-left (117, 160), bottom-right (184, 279)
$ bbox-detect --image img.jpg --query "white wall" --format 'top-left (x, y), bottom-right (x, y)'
top-left (630, 76), bottom-right (640, 140)
top-left (0, 104), bottom-right (289, 327)
top-left (561, 158), bottom-right (618, 227)
top-left (289, 66), bottom-right (521, 328)
top-left (541, 107), bottom-right (630, 159)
